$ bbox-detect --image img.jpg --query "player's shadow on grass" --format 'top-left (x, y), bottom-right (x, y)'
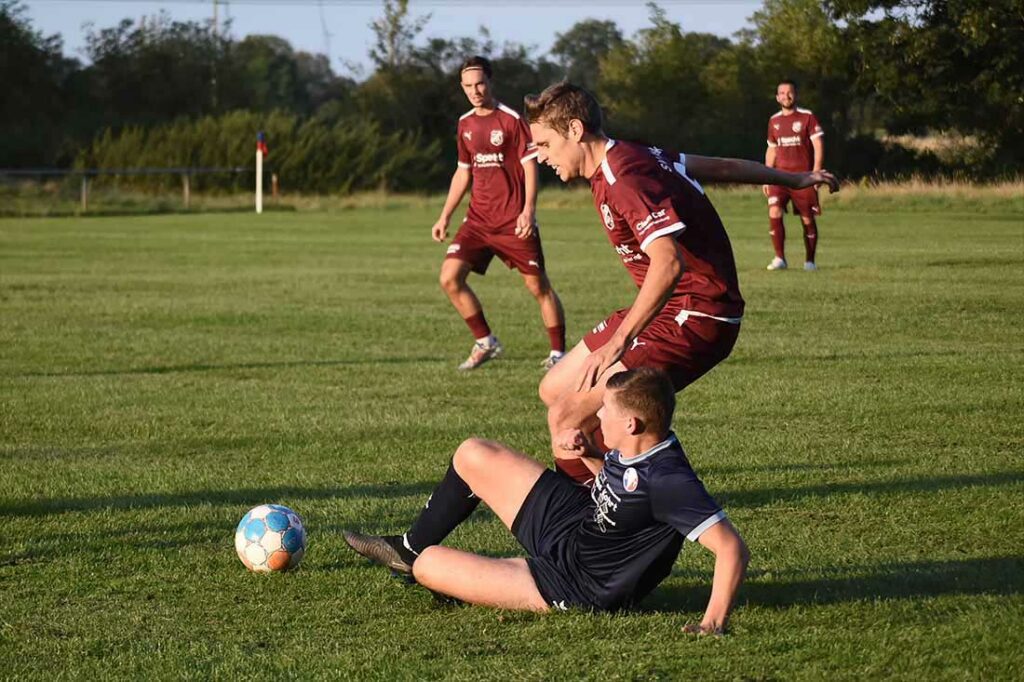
top-left (716, 470), bottom-right (1024, 508)
top-left (646, 556), bottom-right (1024, 611)
top-left (0, 481), bottom-right (435, 518)
top-left (14, 356), bottom-right (447, 378)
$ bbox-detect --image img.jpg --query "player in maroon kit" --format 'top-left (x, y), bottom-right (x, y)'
top-left (431, 56), bottom-right (567, 371)
top-left (524, 82), bottom-right (838, 484)
top-left (763, 80), bottom-right (826, 271)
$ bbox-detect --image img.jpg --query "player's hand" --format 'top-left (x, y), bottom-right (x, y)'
top-left (682, 622), bottom-right (724, 637)
top-left (800, 169), bottom-right (840, 194)
top-left (554, 428), bottom-right (587, 458)
top-left (761, 184), bottom-right (770, 197)
top-left (575, 339), bottom-right (625, 392)
top-left (515, 210), bottom-right (536, 239)
top-left (431, 217), bottom-right (449, 242)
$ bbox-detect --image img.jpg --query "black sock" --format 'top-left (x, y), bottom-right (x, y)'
top-left (401, 459), bottom-right (480, 561)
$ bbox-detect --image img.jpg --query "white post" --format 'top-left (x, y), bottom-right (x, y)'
top-left (255, 149), bottom-right (264, 214)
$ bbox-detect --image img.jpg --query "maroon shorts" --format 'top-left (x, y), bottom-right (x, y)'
top-left (767, 185), bottom-right (821, 217)
top-left (583, 308), bottom-right (741, 391)
top-left (445, 220), bottom-right (545, 276)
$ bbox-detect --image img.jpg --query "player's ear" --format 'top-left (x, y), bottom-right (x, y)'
top-left (568, 118), bottom-right (584, 142)
top-left (626, 415), bottom-right (643, 436)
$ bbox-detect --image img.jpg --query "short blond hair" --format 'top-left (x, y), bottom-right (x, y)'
top-left (606, 368), bottom-right (676, 436)
top-left (523, 81), bottom-right (603, 137)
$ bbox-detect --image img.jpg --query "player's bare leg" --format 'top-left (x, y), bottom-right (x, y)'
top-left (439, 258), bottom-right (502, 369)
top-left (413, 548), bottom-right (549, 611)
top-left (451, 437), bottom-right (546, 527)
top-left (539, 340), bottom-right (626, 481)
top-left (767, 204), bottom-right (787, 270)
top-left (521, 272), bottom-right (566, 370)
top-left (439, 257), bottom-right (484, 319)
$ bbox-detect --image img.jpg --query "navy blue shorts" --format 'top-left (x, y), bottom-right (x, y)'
top-left (511, 469), bottom-right (596, 610)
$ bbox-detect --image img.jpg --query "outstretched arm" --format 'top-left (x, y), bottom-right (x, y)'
top-left (685, 154), bottom-right (839, 194)
top-left (684, 519), bottom-right (749, 635)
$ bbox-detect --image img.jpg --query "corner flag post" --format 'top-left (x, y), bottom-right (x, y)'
top-left (256, 131), bottom-right (269, 214)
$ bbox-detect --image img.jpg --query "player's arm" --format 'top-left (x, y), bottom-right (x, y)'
top-left (432, 167), bottom-right (472, 242)
top-left (811, 135), bottom-right (824, 172)
top-left (516, 159), bottom-right (538, 239)
top-left (684, 154), bottom-right (839, 194)
top-left (686, 519), bottom-right (749, 635)
top-left (575, 236), bottom-right (683, 391)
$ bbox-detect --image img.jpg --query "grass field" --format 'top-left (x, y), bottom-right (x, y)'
top-left (1, 191), bottom-right (1022, 679)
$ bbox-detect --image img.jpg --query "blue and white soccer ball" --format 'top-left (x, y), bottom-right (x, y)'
top-left (234, 504), bottom-right (307, 572)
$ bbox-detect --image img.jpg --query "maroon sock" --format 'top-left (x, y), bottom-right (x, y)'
top-left (770, 217), bottom-right (786, 259)
top-left (546, 325), bottom-right (566, 353)
top-left (803, 219), bottom-right (818, 263)
top-left (463, 312), bottom-right (491, 340)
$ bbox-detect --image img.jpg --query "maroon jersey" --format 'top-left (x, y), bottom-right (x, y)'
top-left (589, 140), bottom-right (744, 320)
top-left (456, 103), bottom-right (538, 229)
top-left (767, 108), bottom-right (823, 172)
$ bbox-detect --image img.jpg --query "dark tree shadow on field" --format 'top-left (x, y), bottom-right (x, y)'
top-left (0, 481), bottom-right (435, 518)
top-left (644, 556), bottom-right (1024, 611)
top-left (716, 470), bottom-right (1024, 508)
top-left (13, 356), bottom-right (446, 379)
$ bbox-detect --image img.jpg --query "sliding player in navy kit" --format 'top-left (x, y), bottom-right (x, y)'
top-left (343, 368), bottom-right (749, 633)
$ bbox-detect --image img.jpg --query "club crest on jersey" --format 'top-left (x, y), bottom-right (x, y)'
top-left (490, 129), bottom-right (503, 146)
top-left (600, 203), bottom-right (615, 231)
top-left (623, 467), bottom-right (639, 492)
top-left (792, 121), bottom-right (803, 133)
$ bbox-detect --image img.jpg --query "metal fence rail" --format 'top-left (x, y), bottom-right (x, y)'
top-left (0, 167), bottom-right (253, 211)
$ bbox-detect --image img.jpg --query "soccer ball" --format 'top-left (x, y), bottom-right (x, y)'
top-left (234, 504), bottom-right (307, 572)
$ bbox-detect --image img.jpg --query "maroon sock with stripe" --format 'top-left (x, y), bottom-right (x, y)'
top-left (803, 219), bottom-right (818, 263)
top-left (770, 217), bottom-right (786, 259)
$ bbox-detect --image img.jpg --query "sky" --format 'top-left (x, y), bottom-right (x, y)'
top-left (23, 0), bottom-right (764, 74)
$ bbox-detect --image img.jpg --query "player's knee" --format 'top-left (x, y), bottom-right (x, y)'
top-left (768, 206), bottom-right (783, 219)
top-left (524, 276), bottom-right (549, 299)
top-left (538, 372), bottom-right (561, 407)
top-left (411, 546), bottom-right (443, 586)
top-left (439, 270), bottom-right (461, 295)
top-left (453, 437), bottom-right (492, 475)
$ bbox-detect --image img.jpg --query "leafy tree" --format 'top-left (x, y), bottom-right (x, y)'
top-left (550, 19), bottom-right (625, 91)
top-left (827, 0), bottom-right (1024, 168)
top-left (0, 0), bottom-right (79, 165)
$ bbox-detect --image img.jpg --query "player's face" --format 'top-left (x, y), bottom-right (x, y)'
top-left (776, 84), bottom-right (796, 110)
top-left (460, 68), bottom-right (493, 109)
top-left (530, 120), bottom-right (583, 182)
top-left (596, 390), bottom-right (631, 450)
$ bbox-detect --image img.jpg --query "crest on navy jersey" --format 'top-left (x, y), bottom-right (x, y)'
top-left (623, 467), bottom-right (639, 492)
top-left (490, 129), bottom-right (503, 146)
top-left (792, 121), bottom-right (803, 133)
top-left (600, 203), bottom-right (615, 231)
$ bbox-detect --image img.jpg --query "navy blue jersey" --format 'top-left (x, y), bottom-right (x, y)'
top-left (569, 434), bottom-right (725, 610)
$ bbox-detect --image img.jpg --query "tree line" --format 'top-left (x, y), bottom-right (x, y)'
top-left (2, 0), bottom-right (1021, 191)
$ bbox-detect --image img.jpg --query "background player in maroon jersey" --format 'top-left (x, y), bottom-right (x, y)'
top-left (431, 57), bottom-right (567, 371)
top-left (763, 80), bottom-right (826, 271)
top-left (524, 82), bottom-right (838, 484)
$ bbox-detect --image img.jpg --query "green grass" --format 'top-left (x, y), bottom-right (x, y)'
top-left (1, 192), bottom-right (1022, 679)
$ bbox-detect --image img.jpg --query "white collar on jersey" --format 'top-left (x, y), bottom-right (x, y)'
top-left (600, 138), bottom-right (618, 185)
top-left (615, 432), bottom-right (678, 466)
